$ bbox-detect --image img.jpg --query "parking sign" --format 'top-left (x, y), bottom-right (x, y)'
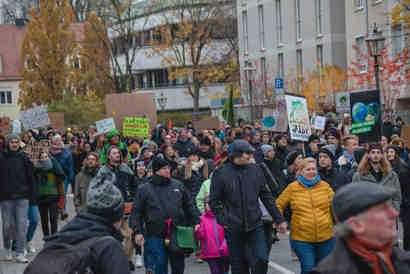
top-left (275, 78), bottom-right (283, 89)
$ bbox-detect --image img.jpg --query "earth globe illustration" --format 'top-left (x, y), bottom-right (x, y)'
top-left (352, 102), bottom-right (380, 123)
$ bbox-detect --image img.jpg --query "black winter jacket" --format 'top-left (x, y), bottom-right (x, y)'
top-left (129, 174), bottom-right (200, 237)
top-left (319, 167), bottom-right (350, 192)
top-left (209, 162), bottom-right (285, 233)
top-left (0, 150), bottom-right (37, 203)
top-left (45, 213), bottom-right (129, 274)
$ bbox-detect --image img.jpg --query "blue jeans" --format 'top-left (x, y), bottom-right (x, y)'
top-left (144, 236), bottom-right (185, 274)
top-left (27, 205), bottom-right (39, 243)
top-left (225, 225), bottom-right (269, 274)
top-left (0, 199), bottom-right (29, 255)
top-left (291, 238), bottom-right (335, 274)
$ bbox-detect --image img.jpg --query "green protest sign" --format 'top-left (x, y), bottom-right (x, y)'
top-left (123, 117), bottom-right (150, 137)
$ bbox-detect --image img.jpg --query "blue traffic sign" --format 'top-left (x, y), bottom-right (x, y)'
top-left (275, 78), bottom-right (284, 89)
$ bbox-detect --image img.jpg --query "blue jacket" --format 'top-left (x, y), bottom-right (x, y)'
top-left (53, 148), bottom-right (75, 183)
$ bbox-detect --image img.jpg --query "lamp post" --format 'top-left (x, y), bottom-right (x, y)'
top-left (157, 92), bottom-right (167, 125)
top-left (244, 64), bottom-right (256, 122)
top-left (365, 24), bottom-right (385, 91)
top-left (365, 24), bottom-right (385, 139)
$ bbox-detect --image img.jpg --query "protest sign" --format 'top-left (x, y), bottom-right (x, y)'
top-left (350, 90), bottom-right (381, 143)
top-left (48, 112), bottom-right (65, 130)
top-left (23, 140), bottom-right (50, 164)
top-left (105, 93), bottom-right (157, 131)
top-left (21, 106), bottom-right (50, 130)
top-left (0, 117), bottom-right (11, 136)
top-left (261, 107), bottom-right (288, 132)
top-left (336, 92), bottom-right (351, 113)
top-left (96, 118), bottom-right (116, 135)
top-left (401, 125), bottom-right (410, 149)
top-left (123, 117), bottom-right (150, 137)
top-left (12, 120), bottom-right (22, 135)
top-left (313, 116), bottom-right (326, 130)
top-left (193, 117), bottom-right (220, 131)
top-left (285, 95), bottom-right (311, 141)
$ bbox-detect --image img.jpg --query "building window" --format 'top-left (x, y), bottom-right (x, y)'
top-left (260, 57), bottom-right (267, 96)
top-left (278, 53), bottom-right (284, 78)
top-left (242, 10), bottom-right (249, 54)
top-left (258, 5), bottom-right (265, 49)
top-left (355, 36), bottom-right (367, 71)
top-left (136, 74), bottom-right (145, 89)
top-left (153, 69), bottom-right (169, 87)
top-left (295, 0), bottom-right (302, 41)
top-left (355, 0), bottom-right (364, 9)
top-left (315, 0), bottom-right (323, 35)
top-left (374, 0), bottom-right (383, 4)
top-left (275, 0), bottom-right (283, 44)
top-left (0, 91), bottom-right (12, 105)
top-left (317, 45), bottom-right (324, 68)
top-left (296, 49), bottom-right (303, 90)
top-left (392, 25), bottom-right (403, 58)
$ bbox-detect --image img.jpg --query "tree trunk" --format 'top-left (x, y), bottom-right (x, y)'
top-left (193, 83), bottom-right (200, 121)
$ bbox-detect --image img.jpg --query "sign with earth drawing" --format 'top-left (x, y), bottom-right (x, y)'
top-left (285, 95), bottom-right (311, 141)
top-left (350, 90), bottom-right (381, 143)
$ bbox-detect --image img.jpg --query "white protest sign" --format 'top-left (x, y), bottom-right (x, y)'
top-left (12, 120), bottom-right (21, 135)
top-left (285, 95), bottom-right (311, 141)
top-left (336, 92), bottom-right (351, 113)
top-left (96, 118), bottom-right (116, 134)
top-left (313, 116), bottom-right (326, 130)
top-left (21, 106), bottom-right (50, 130)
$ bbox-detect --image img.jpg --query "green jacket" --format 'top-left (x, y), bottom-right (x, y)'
top-left (196, 178), bottom-right (211, 214)
top-left (352, 170), bottom-right (402, 212)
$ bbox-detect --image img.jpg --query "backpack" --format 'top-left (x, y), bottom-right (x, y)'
top-left (24, 236), bottom-right (112, 274)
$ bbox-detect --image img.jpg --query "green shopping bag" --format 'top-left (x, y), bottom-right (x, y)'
top-left (175, 226), bottom-right (197, 249)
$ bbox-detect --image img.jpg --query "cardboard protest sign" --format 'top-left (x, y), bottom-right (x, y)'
top-left (193, 117), bottom-right (220, 131)
top-left (350, 90), bottom-right (381, 143)
top-left (105, 93), bottom-right (157, 132)
top-left (313, 116), bottom-right (326, 130)
top-left (401, 125), bottom-right (410, 149)
top-left (23, 140), bottom-right (50, 164)
top-left (48, 112), bottom-right (65, 130)
top-left (123, 117), bottom-right (150, 137)
top-left (285, 95), bottom-right (311, 141)
top-left (21, 106), bottom-right (50, 130)
top-left (336, 92), bottom-right (351, 113)
top-left (261, 107), bottom-right (288, 132)
top-left (96, 118), bottom-right (116, 135)
top-left (0, 117), bottom-right (11, 136)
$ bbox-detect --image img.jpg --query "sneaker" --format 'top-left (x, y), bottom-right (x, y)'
top-left (134, 254), bottom-right (143, 268)
top-left (26, 242), bottom-right (36, 254)
top-left (15, 253), bottom-right (28, 263)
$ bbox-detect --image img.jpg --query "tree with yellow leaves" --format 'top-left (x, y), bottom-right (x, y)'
top-left (147, 0), bottom-right (238, 119)
top-left (19, 0), bottom-right (77, 109)
top-left (392, 0), bottom-right (410, 27)
top-left (288, 65), bottom-right (348, 114)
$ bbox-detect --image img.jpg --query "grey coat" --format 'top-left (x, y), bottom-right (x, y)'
top-left (74, 170), bottom-right (94, 214)
top-left (352, 170), bottom-right (401, 212)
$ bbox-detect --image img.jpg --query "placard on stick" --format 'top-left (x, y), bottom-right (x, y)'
top-left (123, 117), bottom-right (150, 137)
top-left (402, 125), bottom-right (410, 149)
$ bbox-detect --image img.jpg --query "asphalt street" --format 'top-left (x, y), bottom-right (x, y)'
top-left (0, 193), bottom-right (300, 274)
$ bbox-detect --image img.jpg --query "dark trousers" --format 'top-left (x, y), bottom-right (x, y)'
top-left (402, 207), bottom-right (410, 251)
top-left (263, 222), bottom-right (274, 255)
top-left (38, 201), bottom-right (59, 237)
top-left (225, 225), bottom-right (269, 274)
top-left (207, 257), bottom-right (230, 274)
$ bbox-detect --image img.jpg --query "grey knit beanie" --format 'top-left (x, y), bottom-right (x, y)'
top-left (87, 170), bottom-right (124, 223)
top-left (7, 134), bottom-right (20, 143)
top-left (261, 144), bottom-right (274, 156)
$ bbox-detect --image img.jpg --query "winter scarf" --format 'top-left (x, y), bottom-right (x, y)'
top-left (191, 159), bottom-right (204, 172)
top-left (346, 236), bottom-right (396, 274)
top-left (49, 143), bottom-right (64, 155)
top-left (298, 175), bottom-right (321, 188)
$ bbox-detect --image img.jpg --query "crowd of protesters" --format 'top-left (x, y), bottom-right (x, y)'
top-left (0, 114), bottom-right (409, 274)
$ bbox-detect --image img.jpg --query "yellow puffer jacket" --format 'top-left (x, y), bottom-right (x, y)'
top-left (276, 180), bottom-right (334, 243)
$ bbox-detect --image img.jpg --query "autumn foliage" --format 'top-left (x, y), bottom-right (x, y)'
top-left (392, 0), bottom-right (410, 27)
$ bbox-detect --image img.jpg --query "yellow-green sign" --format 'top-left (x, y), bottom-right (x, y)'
top-left (123, 117), bottom-right (150, 137)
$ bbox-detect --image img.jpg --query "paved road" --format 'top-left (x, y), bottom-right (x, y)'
top-left (0, 193), bottom-right (300, 274)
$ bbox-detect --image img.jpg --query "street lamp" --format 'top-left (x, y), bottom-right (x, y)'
top-left (156, 92), bottom-right (168, 124)
top-left (366, 24), bottom-right (385, 91)
top-left (243, 63), bottom-right (256, 122)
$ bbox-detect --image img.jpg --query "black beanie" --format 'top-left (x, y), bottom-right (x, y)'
top-left (307, 134), bottom-right (320, 144)
top-left (286, 150), bottom-right (303, 166)
top-left (152, 156), bottom-right (169, 172)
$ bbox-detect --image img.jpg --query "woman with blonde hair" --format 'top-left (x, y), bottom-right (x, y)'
top-left (276, 157), bottom-right (335, 274)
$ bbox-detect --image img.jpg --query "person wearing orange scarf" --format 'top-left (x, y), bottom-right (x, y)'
top-left (312, 182), bottom-right (410, 274)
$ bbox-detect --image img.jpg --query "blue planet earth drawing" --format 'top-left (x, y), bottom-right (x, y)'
top-left (352, 102), bottom-right (380, 123)
top-left (262, 116), bottom-right (276, 128)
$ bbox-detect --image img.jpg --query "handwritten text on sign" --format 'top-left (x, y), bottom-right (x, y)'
top-left (123, 117), bottom-right (150, 137)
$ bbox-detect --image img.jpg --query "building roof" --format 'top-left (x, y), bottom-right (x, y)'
top-left (0, 22), bottom-right (85, 82)
top-left (0, 24), bottom-right (27, 81)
